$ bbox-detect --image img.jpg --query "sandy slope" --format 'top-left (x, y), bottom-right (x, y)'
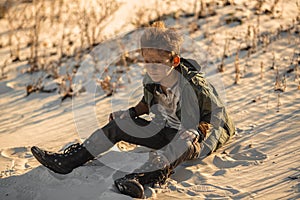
top-left (0, 0), bottom-right (300, 199)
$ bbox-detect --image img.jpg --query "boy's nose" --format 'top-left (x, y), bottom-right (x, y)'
top-left (146, 63), bottom-right (159, 70)
top-left (151, 64), bottom-right (159, 70)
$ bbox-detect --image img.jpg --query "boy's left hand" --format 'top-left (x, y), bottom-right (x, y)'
top-left (179, 129), bottom-right (199, 143)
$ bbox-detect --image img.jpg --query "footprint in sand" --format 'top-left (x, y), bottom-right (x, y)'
top-left (230, 148), bottom-right (267, 161)
top-left (1, 147), bottom-right (32, 158)
top-left (213, 145), bottom-right (267, 169)
top-left (0, 147), bottom-right (36, 177)
top-left (168, 181), bottom-right (240, 198)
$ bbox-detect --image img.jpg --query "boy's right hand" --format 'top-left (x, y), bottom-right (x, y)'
top-left (109, 110), bottom-right (131, 121)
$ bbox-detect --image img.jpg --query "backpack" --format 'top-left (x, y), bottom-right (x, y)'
top-left (181, 58), bottom-right (202, 72)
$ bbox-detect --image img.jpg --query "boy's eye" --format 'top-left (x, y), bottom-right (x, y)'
top-left (144, 60), bottom-right (161, 63)
top-left (144, 59), bottom-right (170, 64)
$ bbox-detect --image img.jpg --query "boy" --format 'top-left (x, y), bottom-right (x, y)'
top-left (31, 21), bottom-right (235, 198)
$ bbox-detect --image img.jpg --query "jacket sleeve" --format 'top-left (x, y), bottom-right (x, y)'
top-left (191, 74), bottom-right (226, 129)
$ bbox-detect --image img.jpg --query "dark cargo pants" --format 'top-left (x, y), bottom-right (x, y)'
top-left (83, 116), bottom-right (223, 171)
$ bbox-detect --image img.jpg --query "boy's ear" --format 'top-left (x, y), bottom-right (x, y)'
top-left (173, 55), bottom-right (180, 67)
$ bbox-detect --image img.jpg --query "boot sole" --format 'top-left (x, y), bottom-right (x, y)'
top-left (115, 178), bottom-right (145, 199)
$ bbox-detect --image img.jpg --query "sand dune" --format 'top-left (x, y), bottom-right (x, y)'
top-left (0, 0), bottom-right (300, 199)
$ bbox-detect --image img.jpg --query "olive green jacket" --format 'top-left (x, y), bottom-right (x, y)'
top-left (141, 58), bottom-right (235, 148)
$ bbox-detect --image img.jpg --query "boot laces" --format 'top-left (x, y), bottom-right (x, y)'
top-left (124, 152), bottom-right (173, 187)
top-left (63, 143), bottom-right (81, 154)
top-left (149, 151), bottom-right (169, 169)
top-left (129, 167), bottom-right (171, 186)
top-left (138, 151), bottom-right (169, 172)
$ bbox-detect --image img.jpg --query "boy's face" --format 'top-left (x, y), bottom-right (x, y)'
top-left (142, 49), bottom-right (173, 83)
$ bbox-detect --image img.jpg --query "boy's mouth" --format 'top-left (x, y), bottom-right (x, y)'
top-left (149, 74), bottom-right (161, 78)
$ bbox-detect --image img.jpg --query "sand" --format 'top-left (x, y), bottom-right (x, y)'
top-left (0, 0), bottom-right (299, 199)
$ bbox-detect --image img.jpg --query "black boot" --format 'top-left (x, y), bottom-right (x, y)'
top-left (114, 152), bottom-right (173, 198)
top-left (31, 143), bottom-right (94, 174)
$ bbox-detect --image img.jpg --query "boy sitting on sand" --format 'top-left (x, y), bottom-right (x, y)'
top-left (31, 21), bottom-right (235, 198)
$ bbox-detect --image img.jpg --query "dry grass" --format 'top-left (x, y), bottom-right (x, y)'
top-left (0, 59), bottom-right (8, 80)
top-left (218, 36), bottom-right (230, 72)
top-left (260, 61), bottom-right (264, 79)
top-left (234, 45), bottom-right (241, 84)
top-left (1, 0), bottom-right (120, 100)
top-left (1, 0), bottom-right (299, 103)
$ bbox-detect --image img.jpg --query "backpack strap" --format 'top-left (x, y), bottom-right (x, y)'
top-left (181, 58), bottom-right (202, 72)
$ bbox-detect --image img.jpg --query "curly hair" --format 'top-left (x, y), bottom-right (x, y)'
top-left (140, 21), bottom-right (183, 55)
